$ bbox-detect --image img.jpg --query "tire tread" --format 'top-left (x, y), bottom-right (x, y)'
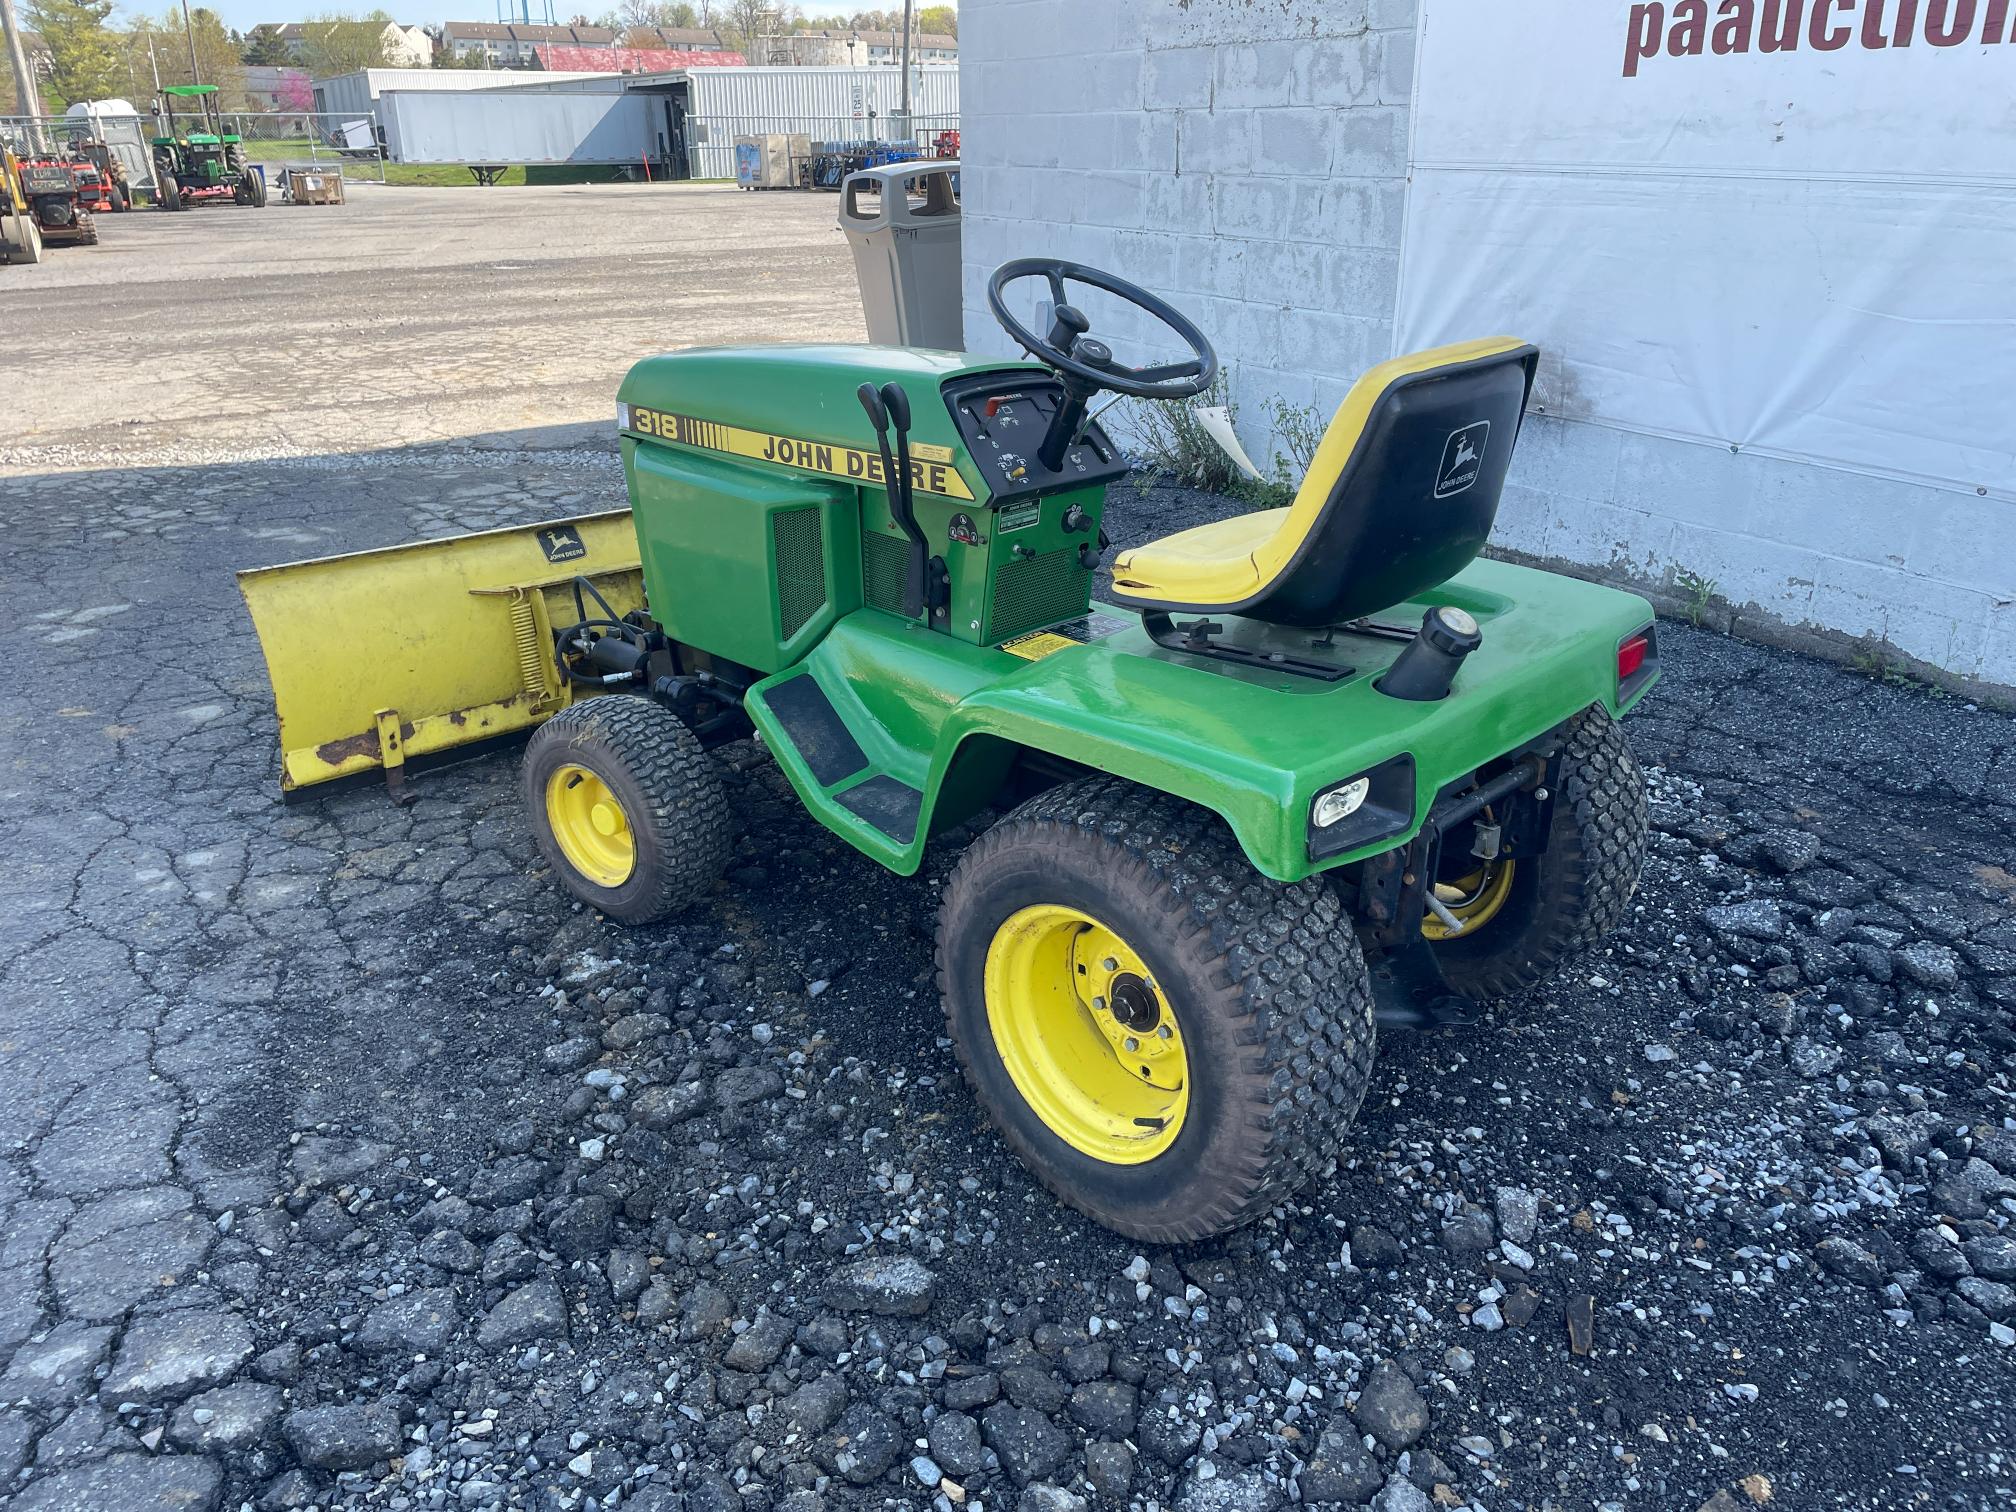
top-left (937, 778), bottom-right (1377, 1243)
top-left (524, 695), bottom-right (731, 924)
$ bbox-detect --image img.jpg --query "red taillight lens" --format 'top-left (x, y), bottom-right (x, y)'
top-left (1617, 633), bottom-right (1649, 682)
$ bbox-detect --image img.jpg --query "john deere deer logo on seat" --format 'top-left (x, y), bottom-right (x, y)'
top-left (1435, 421), bottom-right (1490, 499)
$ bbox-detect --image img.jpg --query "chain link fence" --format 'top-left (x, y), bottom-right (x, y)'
top-left (1, 109), bottom-right (385, 196)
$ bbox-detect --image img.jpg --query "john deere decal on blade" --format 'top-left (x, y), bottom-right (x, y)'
top-left (236, 511), bottom-right (644, 797)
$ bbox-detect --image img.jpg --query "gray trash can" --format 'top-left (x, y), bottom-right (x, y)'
top-left (840, 160), bottom-right (963, 351)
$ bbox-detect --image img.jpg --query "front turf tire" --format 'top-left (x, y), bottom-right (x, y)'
top-left (522, 695), bottom-right (731, 925)
top-left (1430, 706), bottom-right (1648, 1000)
top-left (936, 778), bottom-right (1377, 1243)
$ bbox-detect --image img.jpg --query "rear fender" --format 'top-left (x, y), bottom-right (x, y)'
top-left (929, 709), bottom-right (1301, 879)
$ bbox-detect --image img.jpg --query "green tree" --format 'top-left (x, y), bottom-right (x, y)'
top-left (917, 4), bottom-right (953, 36)
top-left (240, 22), bottom-right (289, 65)
top-left (719, 0), bottom-right (776, 54)
top-left (295, 11), bottom-right (394, 77)
top-left (23, 0), bottom-right (126, 110)
top-left (598, 0), bottom-right (701, 34)
top-left (126, 8), bottom-right (248, 105)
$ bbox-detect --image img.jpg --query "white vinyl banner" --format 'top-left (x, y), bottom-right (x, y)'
top-left (1396, 0), bottom-right (2016, 499)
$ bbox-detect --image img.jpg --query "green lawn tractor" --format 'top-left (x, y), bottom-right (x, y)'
top-left (152, 84), bottom-right (264, 210)
top-left (239, 259), bottom-right (1660, 1242)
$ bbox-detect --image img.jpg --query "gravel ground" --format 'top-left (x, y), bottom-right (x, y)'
top-left (1, 447), bottom-right (2014, 1512)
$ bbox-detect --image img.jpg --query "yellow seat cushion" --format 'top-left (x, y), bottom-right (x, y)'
top-left (1111, 509), bottom-right (1286, 603)
top-left (1108, 336), bottom-right (1530, 611)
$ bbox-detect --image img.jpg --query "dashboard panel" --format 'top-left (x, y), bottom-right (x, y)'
top-left (941, 371), bottom-right (1130, 505)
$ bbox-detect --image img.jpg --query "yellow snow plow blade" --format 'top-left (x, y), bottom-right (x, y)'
top-left (237, 510), bottom-right (645, 796)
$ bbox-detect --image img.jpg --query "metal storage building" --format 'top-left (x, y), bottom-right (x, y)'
top-left (361, 65), bottom-right (959, 179)
top-left (670, 66), bottom-right (960, 178)
top-left (310, 67), bottom-right (620, 119)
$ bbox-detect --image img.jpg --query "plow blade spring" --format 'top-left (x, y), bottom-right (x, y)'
top-left (236, 509), bottom-right (645, 797)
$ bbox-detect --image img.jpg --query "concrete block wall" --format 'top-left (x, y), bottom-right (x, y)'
top-left (958, 0), bottom-right (1416, 454)
top-left (957, 0), bottom-right (2015, 696)
top-left (1496, 421), bottom-right (2016, 692)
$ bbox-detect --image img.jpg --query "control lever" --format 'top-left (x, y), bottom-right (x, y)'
top-left (861, 381), bottom-right (929, 619)
top-left (1076, 524), bottom-right (1111, 571)
top-left (1046, 303), bottom-right (1090, 354)
top-left (1038, 337), bottom-right (1110, 473)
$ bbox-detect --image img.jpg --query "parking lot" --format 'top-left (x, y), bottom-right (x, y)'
top-left (2, 184), bottom-right (863, 470)
top-left (2, 188), bottom-right (2014, 1512)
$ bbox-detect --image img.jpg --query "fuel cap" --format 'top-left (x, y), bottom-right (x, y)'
top-left (1419, 605), bottom-right (1482, 656)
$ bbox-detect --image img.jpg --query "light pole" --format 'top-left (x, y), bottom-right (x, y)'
top-left (898, 0), bottom-right (912, 117)
top-left (1, 0), bottom-right (48, 151)
top-left (181, 0), bottom-right (202, 86)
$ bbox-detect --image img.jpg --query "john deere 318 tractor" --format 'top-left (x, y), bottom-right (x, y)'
top-left (240, 259), bottom-right (1659, 1241)
top-left (152, 84), bottom-right (264, 210)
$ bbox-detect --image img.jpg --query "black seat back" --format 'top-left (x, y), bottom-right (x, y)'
top-left (1251, 343), bottom-right (1538, 627)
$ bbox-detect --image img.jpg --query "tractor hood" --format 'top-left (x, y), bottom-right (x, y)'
top-left (617, 344), bottom-right (1044, 506)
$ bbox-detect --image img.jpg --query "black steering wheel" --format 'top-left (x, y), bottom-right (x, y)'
top-left (986, 258), bottom-right (1219, 401)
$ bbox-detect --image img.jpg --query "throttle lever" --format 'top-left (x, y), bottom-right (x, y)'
top-left (878, 382), bottom-right (927, 620)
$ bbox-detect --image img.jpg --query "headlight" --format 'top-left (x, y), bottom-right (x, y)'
top-left (1307, 755), bottom-right (1415, 860)
top-left (1312, 777), bottom-right (1369, 829)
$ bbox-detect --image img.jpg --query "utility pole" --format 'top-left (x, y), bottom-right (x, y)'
top-left (897, 0), bottom-right (912, 142)
top-left (1, 0), bottom-right (48, 151)
top-left (179, 0), bottom-right (213, 131)
top-left (180, 0), bottom-right (201, 83)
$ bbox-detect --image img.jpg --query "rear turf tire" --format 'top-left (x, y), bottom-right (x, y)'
top-left (522, 695), bottom-right (731, 925)
top-left (936, 778), bottom-right (1377, 1243)
top-left (1429, 706), bottom-right (1648, 1000)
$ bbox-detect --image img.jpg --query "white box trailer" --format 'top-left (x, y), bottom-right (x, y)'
top-left (378, 89), bottom-right (650, 165)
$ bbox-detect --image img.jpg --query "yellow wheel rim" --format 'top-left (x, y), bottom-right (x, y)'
top-left (1422, 858), bottom-right (1517, 940)
top-left (545, 763), bottom-right (635, 889)
top-left (983, 905), bottom-right (1188, 1165)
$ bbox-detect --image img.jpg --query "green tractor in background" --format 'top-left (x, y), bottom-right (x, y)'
top-left (152, 84), bottom-right (264, 210)
top-left (240, 259), bottom-right (1661, 1243)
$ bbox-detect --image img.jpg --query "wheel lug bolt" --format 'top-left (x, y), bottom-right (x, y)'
top-left (1101, 957), bottom-right (1117, 971)
top-left (1157, 1025), bottom-right (1172, 1039)
top-left (1123, 1036), bottom-right (1139, 1052)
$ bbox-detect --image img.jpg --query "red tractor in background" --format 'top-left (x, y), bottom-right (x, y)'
top-left (14, 154), bottom-right (97, 247)
top-left (69, 136), bottom-right (133, 214)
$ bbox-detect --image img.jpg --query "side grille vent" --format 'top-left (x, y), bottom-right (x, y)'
top-left (862, 531), bottom-right (909, 614)
top-left (773, 507), bottom-right (827, 640)
top-left (990, 547), bottom-right (1088, 642)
